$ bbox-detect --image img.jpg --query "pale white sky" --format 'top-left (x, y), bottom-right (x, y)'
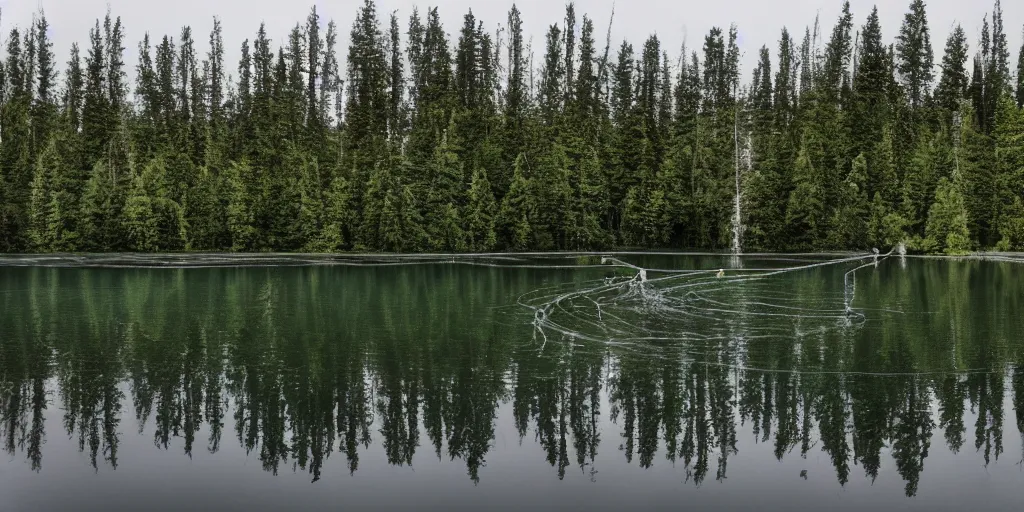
top-left (0, 0), bottom-right (1020, 88)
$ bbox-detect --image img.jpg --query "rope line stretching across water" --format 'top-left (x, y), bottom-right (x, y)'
top-left (516, 250), bottom-right (1004, 377)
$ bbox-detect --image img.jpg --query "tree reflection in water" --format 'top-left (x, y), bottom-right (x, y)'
top-left (0, 256), bottom-right (1021, 497)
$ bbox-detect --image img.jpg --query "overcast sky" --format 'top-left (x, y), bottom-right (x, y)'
top-left (0, 0), bottom-right (1020, 87)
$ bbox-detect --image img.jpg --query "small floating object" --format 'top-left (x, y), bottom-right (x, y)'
top-left (716, 269), bottom-right (725, 278)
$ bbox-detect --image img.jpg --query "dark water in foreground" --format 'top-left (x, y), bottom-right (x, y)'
top-left (1, 254), bottom-right (1023, 511)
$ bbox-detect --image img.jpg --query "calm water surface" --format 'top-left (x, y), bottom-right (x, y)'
top-left (1, 254), bottom-right (1023, 511)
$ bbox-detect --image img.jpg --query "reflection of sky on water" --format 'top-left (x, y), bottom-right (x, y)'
top-left (1, 255), bottom-right (1023, 511)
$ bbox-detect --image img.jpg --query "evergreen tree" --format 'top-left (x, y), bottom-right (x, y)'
top-left (0, 1), bottom-right (1023, 255)
top-left (496, 154), bottom-right (534, 250)
top-left (901, 129), bottom-right (945, 240)
top-left (32, 11), bottom-right (57, 158)
top-left (501, 4), bottom-right (528, 194)
top-left (852, 7), bottom-right (892, 157)
top-left (785, 131), bottom-right (827, 249)
top-left (426, 130), bottom-right (467, 251)
top-left (821, 1), bottom-right (854, 101)
top-left (895, 0), bottom-right (934, 108)
top-left (1017, 35), bottom-right (1024, 108)
top-left (360, 157), bottom-right (426, 252)
top-left (827, 153), bottom-right (870, 248)
top-left (298, 158), bottom-right (328, 251)
top-left (530, 143), bottom-right (573, 249)
top-left (923, 177), bottom-right (972, 254)
top-left (959, 103), bottom-right (997, 246)
top-left (565, 147), bottom-right (608, 249)
top-left (933, 26), bottom-right (969, 113)
top-left (320, 175), bottom-right (352, 251)
top-left (123, 172), bottom-right (160, 251)
top-left (993, 95), bottom-right (1024, 248)
top-left (63, 43), bottom-right (85, 135)
top-left (343, 0), bottom-right (389, 201)
top-left (27, 142), bottom-right (55, 250)
top-left (224, 160), bottom-right (257, 251)
top-left (0, 27), bottom-right (33, 250)
top-left (465, 168), bottom-right (497, 252)
top-left (81, 20), bottom-right (109, 166)
top-left (184, 166), bottom-right (229, 250)
top-left (537, 24), bottom-right (565, 128)
top-left (385, 12), bottom-right (405, 141)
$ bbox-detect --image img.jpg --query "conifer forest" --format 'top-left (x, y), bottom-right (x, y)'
top-left (1, 0), bottom-right (1024, 255)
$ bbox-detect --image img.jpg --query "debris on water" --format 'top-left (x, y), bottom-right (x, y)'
top-left (716, 269), bottom-right (725, 278)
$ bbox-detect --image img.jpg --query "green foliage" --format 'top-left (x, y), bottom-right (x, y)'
top-left (360, 160), bottom-right (426, 252)
top-left (465, 168), bottom-right (497, 252)
top-left (827, 153), bottom-right (870, 249)
top-left (564, 147), bottom-right (608, 250)
top-left (0, 1), bottom-right (1022, 255)
top-left (996, 196), bottom-right (1024, 251)
top-left (785, 133), bottom-right (827, 249)
top-left (895, 0), bottom-right (934, 108)
top-left (868, 194), bottom-right (908, 249)
top-left (924, 178), bottom-right (972, 254)
top-left (225, 161), bottom-right (258, 251)
top-left (184, 167), bottom-right (229, 250)
top-left (495, 154), bottom-right (533, 250)
top-left (426, 131), bottom-right (467, 251)
top-left (320, 176), bottom-right (352, 251)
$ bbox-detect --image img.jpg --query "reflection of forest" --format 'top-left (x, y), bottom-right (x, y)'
top-left (0, 261), bottom-right (1022, 496)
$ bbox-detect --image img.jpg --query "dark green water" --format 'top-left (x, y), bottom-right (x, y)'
top-left (1, 254), bottom-right (1023, 511)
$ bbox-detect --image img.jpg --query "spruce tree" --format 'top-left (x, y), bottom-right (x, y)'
top-left (496, 154), bottom-right (534, 250)
top-left (565, 146), bottom-right (608, 250)
top-left (224, 160), bottom-right (257, 251)
top-left (385, 12), bottom-right (405, 142)
top-left (184, 166), bottom-right (229, 250)
top-left (298, 158), bottom-right (328, 251)
top-left (62, 43), bottom-right (85, 136)
top-left (537, 24), bottom-right (564, 128)
top-left (0, 27), bottom-right (34, 251)
top-left (901, 129), bottom-right (940, 240)
top-left (827, 153), bottom-right (870, 249)
top-left (320, 175), bottom-right (352, 251)
top-left (895, 0), bottom-right (934, 108)
top-left (852, 8), bottom-right (892, 157)
top-left (426, 130), bottom-right (467, 251)
top-left (1017, 35), bottom-right (1024, 108)
top-left (993, 95), bottom-right (1024, 247)
top-left (785, 131), bottom-right (827, 249)
top-left (123, 172), bottom-right (160, 252)
top-left (958, 103), bottom-right (997, 246)
top-left (81, 21), bottom-right (108, 166)
top-left (28, 143), bottom-right (55, 251)
top-left (343, 0), bottom-right (389, 194)
top-left (465, 168), bottom-right (497, 252)
top-left (924, 177), bottom-right (972, 254)
top-left (933, 26), bottom-right (969, 113)
top-left (0, 1), bottom-right (1022, 254)
top-left (32, 11), bottom-right (57, 157)
top-left (530, 143), bottom-right (573, 249)
top-left (500, 4), bottom-right (528, 194)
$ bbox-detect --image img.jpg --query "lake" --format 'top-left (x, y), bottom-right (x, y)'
top-left (1, 253), bottom-right (1023, 511)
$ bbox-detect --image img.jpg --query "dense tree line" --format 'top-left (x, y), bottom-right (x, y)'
top-left (1, 0), bottom-right (1023, 254)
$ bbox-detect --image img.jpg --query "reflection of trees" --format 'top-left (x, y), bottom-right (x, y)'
top-left (0, 258), bottom-right (1022, 493)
